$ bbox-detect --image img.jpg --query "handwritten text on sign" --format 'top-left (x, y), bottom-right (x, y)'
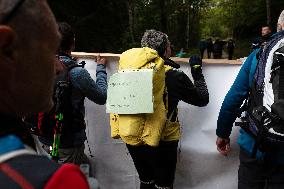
top-left (106, 69), bottom-right (153, 114)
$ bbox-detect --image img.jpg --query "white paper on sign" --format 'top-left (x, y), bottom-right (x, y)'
top-left (106, 69), bottom-right (153, 114)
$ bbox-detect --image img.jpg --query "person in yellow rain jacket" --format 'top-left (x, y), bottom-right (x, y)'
top-left (110, 29), bottom-right (209, 189)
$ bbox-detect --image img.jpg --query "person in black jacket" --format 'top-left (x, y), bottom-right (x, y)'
top-left (207, 38), bottom-right (213, 58)
top-left (252, 25), bottom-right (272, 50)
top-left (227, 39), bottom-right (235, 60)
top-left (213, 39), bottom-right (226, 59)
top-left (165, 57), bottom-right (209, 122)
top-left (127, 29), bottom-right (209, 189)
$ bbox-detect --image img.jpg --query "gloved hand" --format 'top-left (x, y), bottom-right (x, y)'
top-left (189, 55), bottom-right (202, 69)
top-left (189, 56), bottom-right (203, 80)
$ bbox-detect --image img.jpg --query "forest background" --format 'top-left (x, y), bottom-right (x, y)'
top-left (48, 0), bottom-right (284, 58)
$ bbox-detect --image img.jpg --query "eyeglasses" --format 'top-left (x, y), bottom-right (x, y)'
top-left (0, 0), bottom-right (26, 24)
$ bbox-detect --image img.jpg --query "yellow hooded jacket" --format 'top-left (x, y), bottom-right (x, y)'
top-left (110, 47), bottom-right (180, 147)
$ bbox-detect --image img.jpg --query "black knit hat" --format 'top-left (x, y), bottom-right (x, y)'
top-left (141, 29), bottom-right (169, 57)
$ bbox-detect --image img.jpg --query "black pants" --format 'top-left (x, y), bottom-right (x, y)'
top-left (200, 49), bottom-right (205, 59)
top-left (126, 141), bottom-right (178, 189)
top-left (207, 50), bottom-right (212, 59)
top-left (228, 49), bottom-right (234, 60)
top-left (238, 148), bottom-right (284, 189)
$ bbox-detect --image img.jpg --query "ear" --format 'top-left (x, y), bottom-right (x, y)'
top-left (0, 26), bottom-right (16, 65)
top-left (0, 25), bottom-right (16, 82)
top-left (277, 23), bottom-right (284, 32)
top-left (281, 23), bottom-right (284, 31)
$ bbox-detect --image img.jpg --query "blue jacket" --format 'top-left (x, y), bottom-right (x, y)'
top-left (60, 56), bottom-right (107, 117)
top-left (217, 30), bottom-right (284, 161)
top-left (0, 135), bottom-right (24, 155)
top-left (40, 55), bottom-right (107, 147)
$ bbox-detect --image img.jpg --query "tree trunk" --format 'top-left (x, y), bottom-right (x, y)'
top-left (127, 0), bottom-right (135, 43)
top-left (159, 0), bottom-right (167, 33)
top-left (185, 2), bottom-right (190, 49)
top-left (266, 0), bottom-right (271, 25)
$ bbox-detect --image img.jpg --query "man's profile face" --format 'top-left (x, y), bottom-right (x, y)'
top-left (261, 26), bottom-right (271, 37)
top-left (12, 0), bottom-right (61, 114)
top-left (27, 0), bottom-right (61, 112)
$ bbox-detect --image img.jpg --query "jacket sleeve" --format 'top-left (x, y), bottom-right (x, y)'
top-left (74, 64), bottom-right (107, 105)
top-left (216, 51), bottom-right (258, 138)
top-left (167, 70), bottom-right (209, 107)
top-left (44, 164), bottom-right (90, 189)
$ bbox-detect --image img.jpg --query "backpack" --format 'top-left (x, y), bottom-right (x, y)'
top-left (109, 47), bottom-right (168, 147)
top-left (0, 146), bottom-right (60, 189)
top-left (37, 60), bottom-right (85, 159)
top-left (237, 34), bottom-right (284, 156)
top-left (0, 150), bottom-right (89, 189)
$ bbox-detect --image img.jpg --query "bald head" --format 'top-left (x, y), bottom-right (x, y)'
top-left (277, 10), bottom-right (284, 32)
top-left (0, 0), bottom-right (61, 116)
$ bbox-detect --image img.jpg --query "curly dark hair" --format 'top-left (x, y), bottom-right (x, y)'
top-left (58, 22), bottom-right (75, 52)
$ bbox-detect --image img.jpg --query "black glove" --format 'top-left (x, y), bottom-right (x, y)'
top-left (189, 56), bottom-right (203, 80)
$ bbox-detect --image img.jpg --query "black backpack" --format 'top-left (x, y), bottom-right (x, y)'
top-left (37, 61), bottom-right (86, 138)
top-left (236, 36), bottom-right (284, 156)
top-left (0, 152), bottom-right (60, 189)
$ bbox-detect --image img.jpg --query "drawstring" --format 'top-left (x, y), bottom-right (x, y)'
top-left (85, 109), bottom-right (94, 158)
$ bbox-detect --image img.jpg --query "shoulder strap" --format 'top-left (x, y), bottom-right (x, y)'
top-left (275, 47), bottom-right (284, 99)
top-left (167, 109), bottom-right (178, 122)
top-left (0, 148), bottom-right (35, 163)
top-left (279, 65), bottom-right (284, 99)
top-left (54, 61), bottom-right (85, 99)
top-left (249, 49), bottom-right (261, 87)
top-left (67, 62), bottom-right (85, 71)
top-left (63, 61), bottom-right (85, 80)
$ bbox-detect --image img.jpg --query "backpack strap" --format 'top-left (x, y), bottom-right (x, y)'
top-left (0, 148), bottom-right (35, 163)
top-left (278, 55), bottom-right (284, 99)
top-left (62, 61), bottom-right (85, 81)
top-left (54, 61), bottom-right (85, 106)
top-left (249, 49), bottom-right (261, 87)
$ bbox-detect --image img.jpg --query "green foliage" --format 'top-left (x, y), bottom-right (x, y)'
top-left (48, 0), bottom-right (284, 57)
top-left (201, 0), bottom-right (284, 39)
top-left (48, 0), bottom-right (128, 52)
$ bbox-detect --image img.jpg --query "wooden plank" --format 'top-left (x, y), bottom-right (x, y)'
top-left (72, 52), bottom-right (121, 59)
top-left (72, 52), bottom-right (243, 65)
top-left (171, 57), bottom-right (243, 65)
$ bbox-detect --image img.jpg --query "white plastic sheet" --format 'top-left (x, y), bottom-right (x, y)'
top-left (82, 57), bottom-right (242, 189)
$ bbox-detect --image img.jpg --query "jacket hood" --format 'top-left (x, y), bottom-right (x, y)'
top-left (119, 47), bottom-right (160, 69)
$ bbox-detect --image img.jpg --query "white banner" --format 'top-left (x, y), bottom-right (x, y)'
top-left (82, 57), bottom-right (241, 189)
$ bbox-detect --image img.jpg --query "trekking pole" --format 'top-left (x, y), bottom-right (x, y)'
top-left (51, 113), bottom-right (63, 162)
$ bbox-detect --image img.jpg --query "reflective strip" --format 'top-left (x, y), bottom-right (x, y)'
top-left (140, 180), bottom-right (155, 185)
top-left (0, 149), bottom-right (35, 163)
top-left (155, 185), bottom-right (172, 189)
